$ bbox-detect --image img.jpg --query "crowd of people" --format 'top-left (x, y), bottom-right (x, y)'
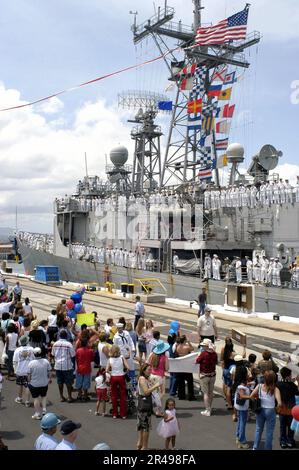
top-left (204, 178), bottom-right (299, 211)
top-left (0, 280), bottom-right (298, 451)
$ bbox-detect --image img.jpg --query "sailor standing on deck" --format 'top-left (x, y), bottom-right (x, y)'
top-left (118, 248), bottom-right (124, 267)
top-left (204, 254), bottom-right (212, 279)
top-left (253, 255), bottom-right (262, 283)
top-left (266, 258), bottom-right (274, 285)
top-left (173, 252), bottom-right (179, 274)
top-left (245, 256), bottom-right (253, 283)
top-left (141, 250), bottom-right (147, 270)
top-left (272, 258), bottom-right (282, 287)
top-left (235, 257), bottom-right (242, 283)
top-left (273, 181), bottom-right (280, 205)
top-left (261, 256), bottom-right (270, 284)
top-left (123, 249), bottom-right (129, 268)
top-left (212, 255), bottom-right (221, 281)
top-left (204, 188), bottom-right (210, 210)
top-left (279, 179), bottom-right (286, 204)
top-left (285, 180), bottom-right (293, 204)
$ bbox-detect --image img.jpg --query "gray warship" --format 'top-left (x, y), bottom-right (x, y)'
top-left (17, 1), bottom-right (299, 318)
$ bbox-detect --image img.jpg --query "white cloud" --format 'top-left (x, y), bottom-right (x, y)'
top-left (272, 164), bottom-right (299, 186)
top-left (37, 96), bottom-right (64, 115)
top-left (0, 84), bottom-right (134, 232)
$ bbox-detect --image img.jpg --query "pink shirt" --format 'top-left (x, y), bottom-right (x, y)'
top-left (150, 354), bottom-right (167, 377)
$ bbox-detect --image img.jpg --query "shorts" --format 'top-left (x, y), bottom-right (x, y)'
top-left (29, 384), bottom-right (48, 398)
top-left (96, 388), bottom-right (109, 401)
top-left (138, 341), bottom-right (146, 354)
top-left (16, 375), bottom-right (29, 387)
top-left (199, 375), bottom-right (216, 396)
top-left (75, 373), bottom-right (91, 390)
top-left (55, 369), bottom-right (74, 386)
top-left (222, 369), bottom-right (233, 387)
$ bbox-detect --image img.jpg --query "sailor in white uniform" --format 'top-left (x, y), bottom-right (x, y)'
top-left (212, 254), bottom-right (221, 281)
top-left (235, 257), bottom-right (242, 283)
top-left (272, 258), bottom-right (282, 287)
top-left (250, 186), bottom-right (257, 208)
top-left (131, 251), bottom-right (137, 269)
top-left (261, 256), bottom-right (270, 283)
top-left (204, 254), bottom-right (212, 279)
top-left (118, 248), bottom-right (124, 267)
top-left (204, 189), bottom-right (210, 210)
top-left (266, 258), bottom-right (274, 285)
top-left (128, 250), bottom-right (134, 268)
top-left (278, 179), bottom-right (286, 204)
top-left (98, 247), bottom-right (105, 264)
top-left (141, 250), bottom-right (147, 270)
top-left (260, 182), bottom-right (267, 207)
top-left (245, 256), bottom-right (253, 283)
top-left (173, 251), bottom-right (179, 274)
top-left (253, 255), bottom-right (262, 283)
top-left (285, 180), bottom-right (293, 204)
top-left (123, 249), bottom-right (129, 268)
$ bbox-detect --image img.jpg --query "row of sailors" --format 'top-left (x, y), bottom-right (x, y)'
top-left (18, 232), bottom-right (54, 254)
top-left (204, 179), bottom-right (299, 210)
top-left (69, 244), bottom-right (156, 270)
top-left (202, 254), bottom-right (284, 286)
top-left (55, 193), bottom-right (189, 214)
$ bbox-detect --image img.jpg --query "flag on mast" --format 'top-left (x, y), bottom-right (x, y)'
top-left (195, 7), bottom-right (249, 46)
top-left (216, 121), bottom-right (231, 134)
top-left (216, 104), bottom-right (235, 118)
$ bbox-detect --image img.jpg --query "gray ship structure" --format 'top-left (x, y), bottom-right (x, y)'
top-left (17, 1), bottom-right (299, 318)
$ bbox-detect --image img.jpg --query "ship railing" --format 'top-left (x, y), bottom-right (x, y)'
top-left (133, 6), bottom-right (175, 35)
top-left (105, 164), bottom-right (133, 173)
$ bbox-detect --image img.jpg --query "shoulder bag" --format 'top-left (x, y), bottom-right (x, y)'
top-left (250, 384), bottom-right (262, 414)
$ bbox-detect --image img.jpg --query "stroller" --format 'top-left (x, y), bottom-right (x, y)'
top-left (126, 376), bottom-right (137, 416)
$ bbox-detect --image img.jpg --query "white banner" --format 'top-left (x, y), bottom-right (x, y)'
top-left (169, 352), bottom-right (198, 373)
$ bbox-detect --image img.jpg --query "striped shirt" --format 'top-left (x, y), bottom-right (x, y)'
top-left (52, 339), bottom-right (75, 371)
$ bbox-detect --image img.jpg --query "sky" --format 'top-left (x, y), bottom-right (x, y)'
top-left (0, 0), bottom-right (298, 233)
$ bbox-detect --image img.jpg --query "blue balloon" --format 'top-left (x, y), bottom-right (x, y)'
top-left (67, 309), bottom-right (76, 319)
top-left (74, 302), bottom-right (83, 313)
top-left (71, 292), bottom-right (82, 304)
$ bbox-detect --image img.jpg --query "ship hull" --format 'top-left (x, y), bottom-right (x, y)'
top-left (18, 241), bottom-right (299, 318)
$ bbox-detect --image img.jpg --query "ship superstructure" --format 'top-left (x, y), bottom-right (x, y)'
top-left (16, 2), bottom-right (299, 317)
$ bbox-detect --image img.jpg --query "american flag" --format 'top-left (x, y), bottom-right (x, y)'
top-left (195, 8), bottom-right (249, 46)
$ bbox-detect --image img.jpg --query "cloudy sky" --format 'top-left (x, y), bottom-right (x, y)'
top-left (0, 0), bottom-right (298, 233)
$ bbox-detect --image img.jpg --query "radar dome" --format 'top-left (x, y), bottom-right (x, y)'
top-left (110, 146), bottom-right (128, 167)
top-left (226, 143), bottom-right (245, 159)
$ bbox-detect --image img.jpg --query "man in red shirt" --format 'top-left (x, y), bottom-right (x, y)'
top-left (196, 338), bottom-right (218, 417)
top-left (75, 338), bottom-right (94, 401)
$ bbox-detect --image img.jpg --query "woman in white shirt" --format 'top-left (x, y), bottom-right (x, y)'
top-left (98, 332), bottom-right (110, 368)
top-left (250, 370), bottom-right (281, 450)
top-left (234, 368), bottom-right (250, 449)
top-left (6, 323), bottom-right (19, 379)
top-left (22, 298), bottom-right (34, 320)
top-left (106, 345), bottom-right (129, 419)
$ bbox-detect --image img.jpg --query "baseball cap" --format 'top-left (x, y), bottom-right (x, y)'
top-left (234, 355), bottom-right (244, 362)
top-left (93, 442), bottom-right (111, 450)
top-left (41, 413), bottom-right (61, 430)
top-left (20, 336), bottom-right (29, 346)
top-left (61, 420), bottom-right (82, 435)
top-left (33, 347), bottom-right (42, 355)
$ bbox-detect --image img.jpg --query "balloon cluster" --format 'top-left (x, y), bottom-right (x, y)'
top-left (66, 286), bottom-right (86, 320)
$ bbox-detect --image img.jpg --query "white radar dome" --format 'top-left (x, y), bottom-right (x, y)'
top-left (110, 145), bottom-right (128, 167)
top-left (226, 143), bottom-right (245, 159)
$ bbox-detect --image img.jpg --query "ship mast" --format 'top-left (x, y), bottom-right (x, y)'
top-left (132, 1), bottom-right (261, 187)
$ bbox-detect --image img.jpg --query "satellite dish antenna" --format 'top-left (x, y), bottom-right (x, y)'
top-left (258, 144), bottom-right (282, 171)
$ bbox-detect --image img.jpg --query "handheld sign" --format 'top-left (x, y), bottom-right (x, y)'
top-left (231, 328), bottom-right (247, 346)
top-left (77, 313), bottom-right (95, 327)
